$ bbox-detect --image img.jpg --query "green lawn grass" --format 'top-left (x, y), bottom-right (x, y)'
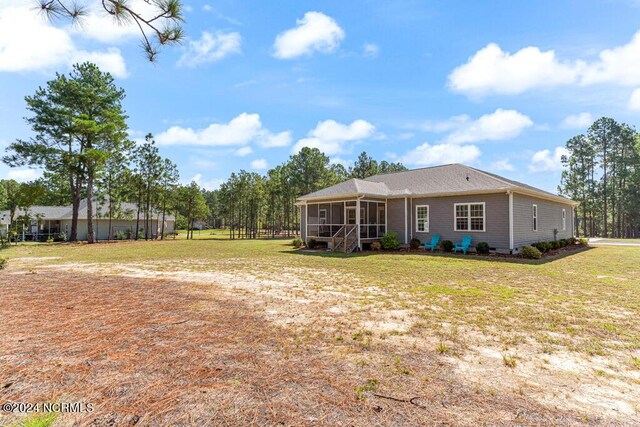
top-left (3, 237), bottom-right (640, 359)
top-left (592, 238), bottom-right (640, 244)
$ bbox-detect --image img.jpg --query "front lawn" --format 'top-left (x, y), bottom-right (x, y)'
top-left (1, 238), bottom-right (638, 425)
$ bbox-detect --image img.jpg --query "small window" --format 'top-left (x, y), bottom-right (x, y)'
top-left (319, 209), bottom-right (327, 225)
top-left (416, 205), bottom-right (429, 232)
top-left (454, 202), bottom-right (485, 232)
top-left (532, 204), bottom-right (538, 232)
top-left (562, 209), bottom-right (566, 231)
top-left (378, 206), bottom-right (385, 224)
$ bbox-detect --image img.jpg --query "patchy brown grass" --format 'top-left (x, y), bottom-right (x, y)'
top-left (0, 268), bottom-right (594, 426)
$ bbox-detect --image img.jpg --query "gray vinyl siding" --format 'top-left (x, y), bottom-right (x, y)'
top-left (386, 198), bottom-right (407, 243)
top-left (408, 193), bottom-right (510, 251)
top-left (60, 219), bottom-right (175, 241)
top-left (513, 193), bottom-right (574, 248)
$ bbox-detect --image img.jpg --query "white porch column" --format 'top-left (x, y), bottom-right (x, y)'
top-left (384, 199), bottom-right (388, 235)
top-left (404, 197), bottom-right (408, 244)
top-left (356, 197), bottom-right (361, 250)
top-left (304, 203), bottom-right (308, 242)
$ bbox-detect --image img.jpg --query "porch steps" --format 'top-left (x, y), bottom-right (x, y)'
top-left (331, 224), bottom-right (358, 253)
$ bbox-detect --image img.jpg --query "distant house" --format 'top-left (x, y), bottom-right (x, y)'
top-left (296, 164), bottom-right (577, 253)
top-left (0, 198), bottom-right (175, 241)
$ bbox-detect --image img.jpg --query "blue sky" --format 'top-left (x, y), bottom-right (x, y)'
top-left (1, 0), bottom-right (640, 192)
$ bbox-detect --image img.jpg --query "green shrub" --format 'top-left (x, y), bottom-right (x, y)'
top-left (307, 238), bottom-right (318, 249)
top-left (381, 232), bottom-right (401, 250)
top-left (532, 241), bottom-right (551, 253)
top-left (409, 238), bottom-right (421, 250)
top-left (371, 241), bottom-right (381, 251)
top-left (475, 241), bottom-right (490, 255)
top-left (521, 245), bottom-right (542, 259)
top-left (559, 238), bottom-right (569, 247)
top-left (550, 240), bottom-right (561, 250)
top-left (440, 240), bottom-right (453, 252)
top-left (568, 237), bottom-right (577, 245)
top-left (56, 232), bottom-right (67, 242)
top-left (292, 238), bottom-right (303, 248)
top-left (578, 238), bottom-right (588, 245)
top-left (0, 258), bottom-right (6, 270)
top-left (46, 236), bottom-right (54, 243)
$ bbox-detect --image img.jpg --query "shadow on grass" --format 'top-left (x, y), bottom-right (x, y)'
top-left (283, 245), bottom-right (594, 265)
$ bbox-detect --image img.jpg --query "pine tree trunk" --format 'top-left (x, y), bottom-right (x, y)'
top-left (70, 177), bottom-right (81, 242)
top-left (87, 171), bottom-right (95, 244)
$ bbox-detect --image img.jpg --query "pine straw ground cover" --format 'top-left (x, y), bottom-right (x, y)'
top-left (1, 269), bottom-right (586, 426)
top-left (0, 237), bottom-right (639, 425)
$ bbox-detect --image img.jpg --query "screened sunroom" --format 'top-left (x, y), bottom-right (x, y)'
top-left (304, 199), bottom-right (387, 252)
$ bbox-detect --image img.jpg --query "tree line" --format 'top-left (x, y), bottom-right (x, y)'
top-left (0, 63), bottom-right (405, 243)
top-left (1, 63), bottom-right (210, 243)
top-left (205, 150), bottom-right (406, 239)
top-left (560, 117), bottom-right (640, 238)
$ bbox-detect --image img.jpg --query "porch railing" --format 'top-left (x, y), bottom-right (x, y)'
top-left (332, 224), bottom-right (357, 253)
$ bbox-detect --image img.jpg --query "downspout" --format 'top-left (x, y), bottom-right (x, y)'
top-left (410, 197), bottom-right (413, 241)
top-left (508, 191), bottom-right (514, 253)
top-left (404, 197), bottom-right (408, 244)
top-left (356, 195), bottom-right (364, 250)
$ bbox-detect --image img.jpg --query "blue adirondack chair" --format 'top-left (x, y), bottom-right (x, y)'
top-left (453, 235), bottom-right (472, 254)
top-left (423, 234), bottom-right (440, 252)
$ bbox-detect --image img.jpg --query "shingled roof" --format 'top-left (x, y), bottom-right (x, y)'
top-left (0, 198), bottom-right (176, 224)
top-left (298, 164), bottom-right (576, 205)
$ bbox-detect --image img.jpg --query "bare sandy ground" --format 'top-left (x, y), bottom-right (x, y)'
top-left (2, 257), bottom-right (638, 425)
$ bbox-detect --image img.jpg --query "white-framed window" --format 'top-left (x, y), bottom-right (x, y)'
top-left (454, 202), bottom-right (485, 232)
top-left (416, 205), bottom-right (429, 232)
top-left (532, 204), bottom-right (538, 231)
top-left (319, 209), bottom-right (327, 224)
top-left (562, 209), bottom-right (566, 231)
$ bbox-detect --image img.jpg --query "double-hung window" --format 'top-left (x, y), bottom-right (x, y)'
top-left (416, 205), bottom-right (429, 232)
top-left (532, 204), bottom-right (538, 231)
top-left (454, 202), bottom-right (485, 232)
top-left (562, 209), bottom-right (566, 231)
top-left (319, 209), bottom-right (327, 225)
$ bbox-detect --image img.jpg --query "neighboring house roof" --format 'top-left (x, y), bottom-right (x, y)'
top-left (298, 164), bottom-right (577, 205)
top-left (0, 198), bottom-right (176, 224)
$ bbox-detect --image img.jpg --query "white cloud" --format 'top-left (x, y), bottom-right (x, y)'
top-left (449, 43), bottom-right (578, 95)
top-left (561, 112), bottom-right (593, 129)
top-left (400, 143), bottom-right (481, 166)
top-left (329, 157), bottom-right (352, 167)
top-left (490, 159), bottom-right (515, 172)
top-left (628, 88), bottom-right (640, 110)
top-left (7, 168), bottom-right (41, 182)
top-left (528, 147), bottom-right (569, 172)
top-left (580, 31), bottom-right (640, 86)
top-left (234, 146), bottom-right (253, 156)
top-left (442, 109), bottom-right (533, 144)
top-left (292, 119), bottom-right (376, 155)
top-left (0, 4), bottom-right (128, 77)
top-left (363, 43), bottom-right (379, 58)
top-left (260, 131), bottom-right (293, 148)
top-left (250, 159), bottom-right (268, 170)
top-left (188, 173), bottom-right (224, 191)
top-left (155, 113), bottom-right (291, 148)
top-left (177, 31), bottom-right (241, 67)
top-left (273, 11), bottom-right (344, 59)
top-left (449, 29), bottom-right (640, 96)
